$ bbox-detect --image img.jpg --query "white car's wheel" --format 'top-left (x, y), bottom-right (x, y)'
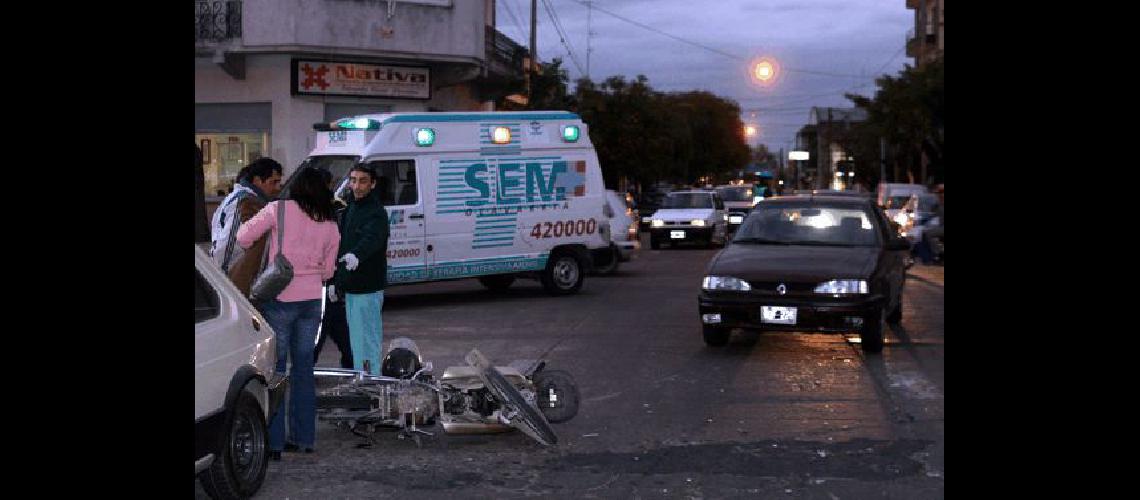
top-left (199, 390), bottom-right (269, 500)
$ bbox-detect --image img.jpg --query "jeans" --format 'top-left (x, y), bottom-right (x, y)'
top-left (346, 291), bottom-right (384, 375)
top-left (259, 298), bottom-right (322, 451)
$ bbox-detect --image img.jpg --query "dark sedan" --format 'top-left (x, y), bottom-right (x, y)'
top-left (697, 195), bottom-right (910, 353)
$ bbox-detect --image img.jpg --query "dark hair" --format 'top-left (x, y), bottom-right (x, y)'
top-left (349, 164), bottom-right (378, 182)
top-left (288, 167), bottom-right (336, 222)
top-left (246, 157), bottom-right (283, 182)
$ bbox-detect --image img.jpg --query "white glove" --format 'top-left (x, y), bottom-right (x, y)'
top-left (327, 285), bottom-right (338, 303)
top-left (340, 253), bottom-right (359, 271)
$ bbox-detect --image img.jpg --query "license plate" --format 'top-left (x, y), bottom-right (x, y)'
top-left (760, 306), bottom-right (797, 325)
top-left (670, 230), bottom-right (685, 239)
top-left (729, 216), bottom-right (743, 224)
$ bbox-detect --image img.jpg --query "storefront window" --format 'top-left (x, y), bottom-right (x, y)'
top-left (196, 132), bottom-right (271, 199)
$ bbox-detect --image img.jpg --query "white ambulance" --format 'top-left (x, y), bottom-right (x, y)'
top-left (287, 111), bottom-right (614, 295)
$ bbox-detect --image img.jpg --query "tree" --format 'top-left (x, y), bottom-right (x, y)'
top-left (845, 57), bottom-right (944, 186)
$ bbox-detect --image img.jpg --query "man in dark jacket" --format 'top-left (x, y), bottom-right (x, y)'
top-left (331, 164), bottom-right (389, 375)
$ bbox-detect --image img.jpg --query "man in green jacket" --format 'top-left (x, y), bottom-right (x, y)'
top-left (330, 164), bottom-right (390, 375)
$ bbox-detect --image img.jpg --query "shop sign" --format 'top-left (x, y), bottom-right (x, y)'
top-left (292, 59), bottom-right (430, 100)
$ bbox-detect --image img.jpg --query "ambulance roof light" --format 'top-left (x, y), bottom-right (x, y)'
top-left (562, 125), bottom-right (580, 143)
top-left (330, 117), bottom-right (382, 130)
top-left (414, 128), bottom-right (435, 147)
top-left (491, 126), bottom-right (512, 144)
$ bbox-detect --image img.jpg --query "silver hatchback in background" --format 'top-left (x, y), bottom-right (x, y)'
top-left (595, 189), bottom-right (641, 275)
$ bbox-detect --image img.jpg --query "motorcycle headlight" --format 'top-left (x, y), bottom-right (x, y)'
top-left (893, 213), bottom-right (909, 226)
top-left (813, 279), bottom-right (869, 294)
top-left (651, 219), bottom-right (665, 227)
top-left (690, 219), bottom-right (706, 226)
top-left (702, 276), bottom-right (752, 291)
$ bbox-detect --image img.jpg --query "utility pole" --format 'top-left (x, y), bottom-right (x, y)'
top-left (585, 0), bottom-right (593, 80)
top-left (527, 0), bottom-right (537, 105)
top-left (880, 137), bottom-right (887, 185)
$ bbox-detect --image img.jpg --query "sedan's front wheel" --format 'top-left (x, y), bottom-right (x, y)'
top-left (860, 309), bottom-right (886, 353)
top-left (703, 325), bottom-right (730, 346)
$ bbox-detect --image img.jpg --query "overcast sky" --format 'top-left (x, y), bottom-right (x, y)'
top-left (495, 0), bottom-right (914, 155)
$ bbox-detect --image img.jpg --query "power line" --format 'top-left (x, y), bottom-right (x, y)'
top-left (541, 0), bottom-right (586, 76)
top-left (499, 0), bottom-right (529, 45)
top-left (566, 0), bottom-right (875, 79)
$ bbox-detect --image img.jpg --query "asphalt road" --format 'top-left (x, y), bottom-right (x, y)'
top-left (197, 234), bottom-right (945, 499)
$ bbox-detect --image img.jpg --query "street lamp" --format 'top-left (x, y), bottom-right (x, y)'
top-left (744, 125), bottom-right (757, 137)
top-left (749, 57), bottom-right (780, 87)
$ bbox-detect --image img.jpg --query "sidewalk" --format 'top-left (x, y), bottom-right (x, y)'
top-left (907, 262), bottom-right (944, 286)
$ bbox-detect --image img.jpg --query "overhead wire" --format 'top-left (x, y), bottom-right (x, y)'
top-left (541, 0), bottom-right (587, 76)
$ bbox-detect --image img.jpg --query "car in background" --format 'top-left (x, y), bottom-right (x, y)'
top-left (648, 190), bottom-right (728, 249)
top-left (697, 195), bottom-right (910, 353)
top-left (637, 186), bottom-right (672, 231)
top-left (794, 189), bottom-right (873, 198)
top-left (899, 193), bottom-right (939, 243)
top-left (877, 183), bottom-right (928, 227)
top-left (715, 184), bottom-right (756, 233)
top-left (196, 245), bottom-right (287, 499)
top-left (596, 189), bottom-right (641, 275)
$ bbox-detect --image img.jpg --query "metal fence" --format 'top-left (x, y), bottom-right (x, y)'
top-left (195, 1), bottom-right (242, 42)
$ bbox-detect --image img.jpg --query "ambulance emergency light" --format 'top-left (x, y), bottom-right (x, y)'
top-left (561, 125), bottom-right (580, 142)
top-left (414, 128), bottom-right (435, 147)
top-left (491, 126), bottom-right (512, 144)
top-left (313, 117), bottom-right (382, 131)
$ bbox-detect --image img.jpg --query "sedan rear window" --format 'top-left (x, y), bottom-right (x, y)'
top-left (662, 193), bottom-right (713, 209)
top-left (734, 204), bottom-right (881, 246)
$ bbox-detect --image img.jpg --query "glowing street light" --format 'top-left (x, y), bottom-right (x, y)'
top-left (749, 57), bottom-right (780, 87)
top-left (744, 125), bottom-right (757, 137)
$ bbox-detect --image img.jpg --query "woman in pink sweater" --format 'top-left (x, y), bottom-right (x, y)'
top-left (236, 167), bottom-right (340, 458)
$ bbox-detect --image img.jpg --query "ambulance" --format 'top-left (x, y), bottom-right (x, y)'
top-left (287, 111), bottom-right (614, 295)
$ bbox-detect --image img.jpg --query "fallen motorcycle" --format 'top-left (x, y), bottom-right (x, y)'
top-left (314, 337), bottom-right (580, 447)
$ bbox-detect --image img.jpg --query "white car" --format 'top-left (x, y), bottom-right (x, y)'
top-left (595, 189), bottom-right (641, 274)
top-left (648, 190), bottom-right (728, 249)
top-left (714, 184), bottom-right (757, 233)
top-left (195, 245), bottom-right (287, 499)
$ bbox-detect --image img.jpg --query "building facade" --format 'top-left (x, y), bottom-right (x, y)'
top-left (905, 0), bottom-right (943, 68)
top-left (795, 107), bottom-right (867, 190)
top-left (194, 0), bottom-right (525, 202)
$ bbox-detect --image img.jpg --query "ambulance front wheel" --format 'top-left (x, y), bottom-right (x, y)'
top-left (541, 250), bottom-right (585, 295)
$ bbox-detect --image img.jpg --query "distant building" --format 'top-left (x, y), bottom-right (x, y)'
top-left (795, 107), bottom-right (867, 190)
top-left (194, 0), bottom-right (526, 206)
top-left (906, 0), bottom-right (943, 68)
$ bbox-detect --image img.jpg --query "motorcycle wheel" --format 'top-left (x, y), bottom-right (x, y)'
top-left (532, 370), bottom-right (580, 423)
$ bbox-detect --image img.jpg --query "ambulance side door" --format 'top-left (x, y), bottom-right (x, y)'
top-left (361, 158), bottom-right (429, 284)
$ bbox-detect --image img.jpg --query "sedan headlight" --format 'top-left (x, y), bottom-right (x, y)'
top-left (813, 279), bottom-right (869, 294)
top-left (690, 219), bottom-right (706, 226)
top-left (651, 219), bottom-right (665, 227)
top-left (702, 276), bottom-right (752, 291)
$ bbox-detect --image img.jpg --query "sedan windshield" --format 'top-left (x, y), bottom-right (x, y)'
top-left (716, 187), bottom-right (753, 202)
top-left (662, 193), bottom-right (713, 209)
top-left (734, 204), bottom-right (881, 246)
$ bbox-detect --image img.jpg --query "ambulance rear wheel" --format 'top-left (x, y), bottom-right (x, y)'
top-left (478, 275), bottom-right (515, 292)
top-left (541, 251), bottom-right (584, 295)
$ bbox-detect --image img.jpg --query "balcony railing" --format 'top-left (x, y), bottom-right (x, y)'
top-left (195, 1), bottom-right (242, 42)
top-left (485, 26), bottom-right (527, 79)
